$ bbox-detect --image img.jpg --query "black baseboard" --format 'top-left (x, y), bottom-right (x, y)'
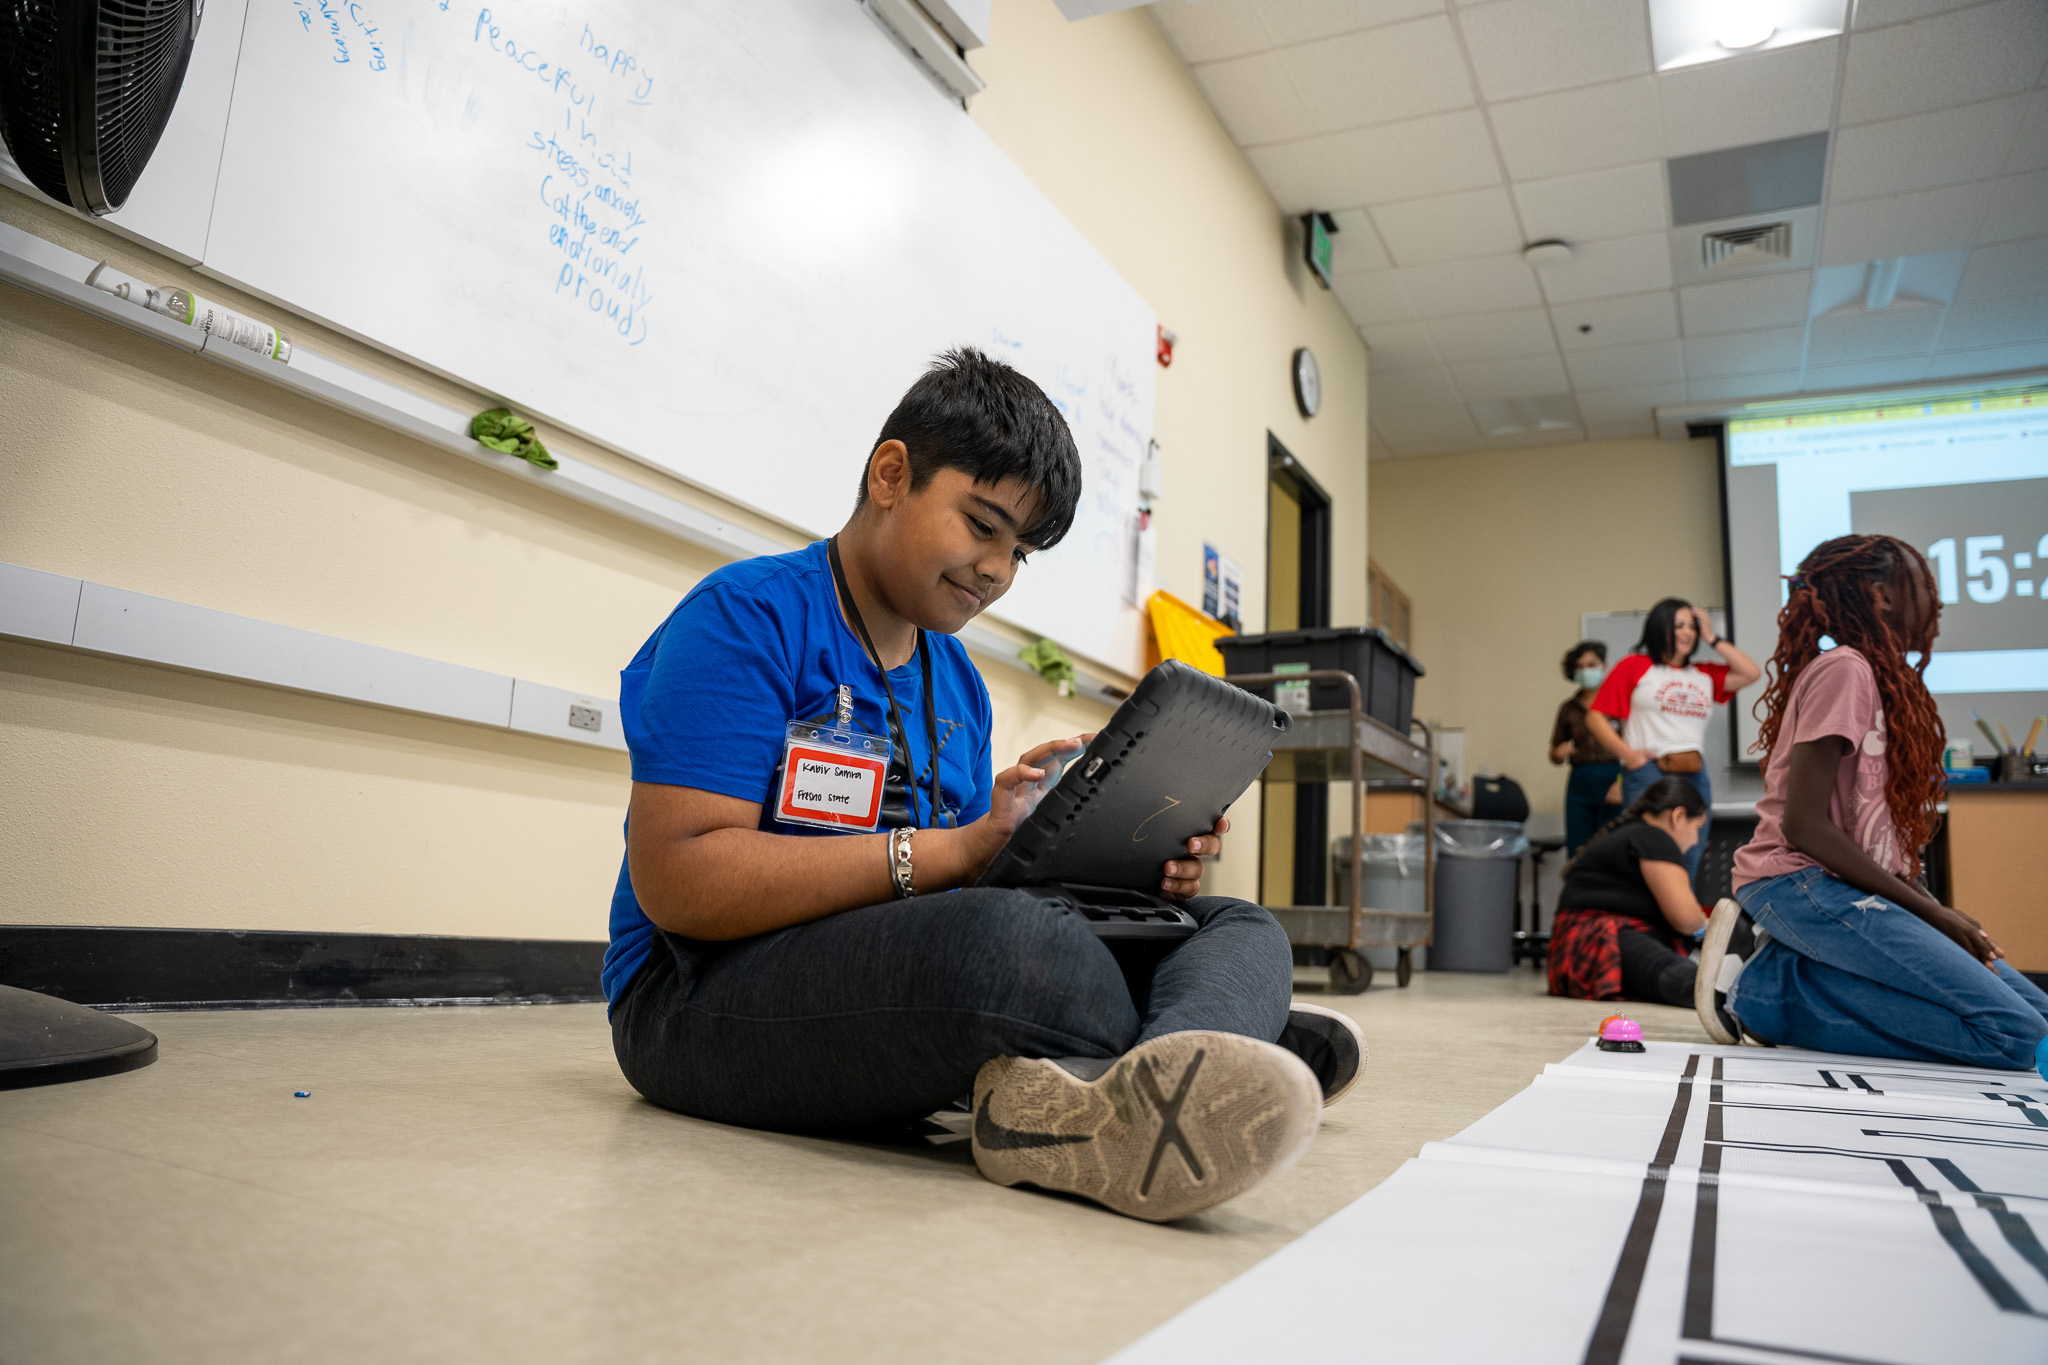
top-left (0, 925), bottom-right (606, 1011)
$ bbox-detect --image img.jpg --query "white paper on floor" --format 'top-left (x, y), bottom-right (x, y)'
top-left (1107, 1041), bottom-right (2048, 1365)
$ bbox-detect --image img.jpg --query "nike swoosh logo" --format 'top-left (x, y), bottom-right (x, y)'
top-left (974, 1093), bottom-right (1092, 1150)
top-left (1132, 795), bottom-right (1181, 843)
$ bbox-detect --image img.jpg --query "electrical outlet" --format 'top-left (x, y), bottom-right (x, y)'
top-left (567, 703), bottom-right (603, 733)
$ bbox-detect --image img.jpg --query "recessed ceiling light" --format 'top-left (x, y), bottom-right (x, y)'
top-left (1522, 239), bottom-right (1573, 268)
top-left (1717, 9), bottom-right (1775, 49)
top-left (1648, 0), bottom-right (1844, 71)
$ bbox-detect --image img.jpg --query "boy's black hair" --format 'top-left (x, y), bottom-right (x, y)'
top-left (1633, 598), bottom-right (1694, 665)
top-left (856, 347), bottom-right (1083, 549)
top-left (1561, 639), bottom-right (1607, 681)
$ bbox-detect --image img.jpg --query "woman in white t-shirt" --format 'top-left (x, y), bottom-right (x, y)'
top-left (1586, 599), bottom-right (1760, 882)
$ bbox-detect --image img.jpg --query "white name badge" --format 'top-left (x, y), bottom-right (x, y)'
top-left (775, 714), bottom-right (892, 832)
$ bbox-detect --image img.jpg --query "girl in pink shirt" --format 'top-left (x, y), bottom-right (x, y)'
top-left (1694, 534), bottom-right (2048, 1069)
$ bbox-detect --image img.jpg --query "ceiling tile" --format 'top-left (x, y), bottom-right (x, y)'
top-left (1148, 0), bottom-right (1273, 64)
top-left (1657, 42), bottom-right (1840, 160)
top-left (1370, 366), bottom-right (1466, 406)
top-left (1490, 79), bottom-right (1663, 181)
top-left (1554, 291), bottom-right (1681, 350)
top-left (1536, 232), bottom-right (1675, 304)
top-left (1451, 353), bottom-right (1570, 399)
top-left (1828, 97), bottom-right (2027, 203)
top-left (1679, 272), bottom-right (1814, 336)
top-left (1427, 307), bottom-right (1558, 362)
top-left (1980, 171), bottom-right (2048, 245)
top-left (1372, 187), bottom-right (1524, 266)
top-left (1192, 51), bottom-right (1317, 145)
top-left (1257, 0), bottom-right (1449, 47)
top-left (2009, 92), bottom-right (2048, 173)
top-left (1371, 399), bottom-right (1481, 442)
top-left (1586, 416), bottom-right (1660, 440)
top-left (1853, 0), bottom-right (1984, 29)
top-left (1468, 426), bottom-right (1586, 452)
top-left (1403, 253), bottom-right (1547, 314)
top-left (1328, 209), bottom-right (1394, 274)
top-left (1245, 109), bottom-right (1500, 210)
top-left (1361, 320), bottom-right (1444, 371)
top-left (1806, 307), bottom-right (1944, 364)
top-left (1839, 0), bottom-right (2048, 126)
top-left (1819, 180), bottom-right (1996, 266)
top-left (1803, 357), bottom-right (1933, 391)
top-left (1686, 371), bottom-right (1802, 402)
top-left (1686, 326), bottom-right (1809, 377)
top-left (1334, 269), bottom-right (1420, 322)
top-left (1956, 239), bottom-right (2048, 303)
top-left (1939, 295), bottom-right (2048, 350)
top-left (1458, 0), bottom-right (1652, 103)
top-left (1513, 163), bottom-right (1668, 245)
top-left (1574, 383), bottom-right (1687, 427)
top-left (1924, 341), bottom-right (2048, 378)
top-left (1287, 18), bottom-right (1476, 133)
top-left (1380, 432), bottom-right (1491, 457)
top-left (1565, 340), bottom-right (1685, 388)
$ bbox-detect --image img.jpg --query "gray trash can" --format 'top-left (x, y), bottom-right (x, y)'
top-left (1331, 833), bottom-right (1427, 915)
top-left (1430, 819), bottom-right (1529, 973)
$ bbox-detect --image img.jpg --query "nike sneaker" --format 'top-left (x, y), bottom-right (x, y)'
top-left (1279, 1003), bottom-right (1368, 1106)
top-left (970, 1030), bottom-right (1321, 1223)
top-left (1695, 898), bottom-right (1769, 1046)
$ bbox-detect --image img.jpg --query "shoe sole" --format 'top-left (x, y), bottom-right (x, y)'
top-left (971, 1031), bottom-right (1321, 1223)
top-left (1286, 1002), bottom-right (1369, 1107)
top-left (1694, 897), bottom-right (1743, 1046)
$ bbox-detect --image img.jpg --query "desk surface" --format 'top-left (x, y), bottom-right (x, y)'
top-left (1947, 778), bottom-right (2048, 796)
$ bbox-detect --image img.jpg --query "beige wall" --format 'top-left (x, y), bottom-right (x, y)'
top-left (1367, 437), bottom-right (1724, 816)
top-left (0, 0), bottom-right (1366, 934)
top-left (971, 1), bottom-right (1371, 635)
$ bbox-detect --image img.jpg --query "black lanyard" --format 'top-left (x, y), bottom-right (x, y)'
top-left (827, 537), bottom-right (944, 828)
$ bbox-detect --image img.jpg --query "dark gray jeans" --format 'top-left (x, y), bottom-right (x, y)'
top-left (610, 887), bottom-right (1294, 1134)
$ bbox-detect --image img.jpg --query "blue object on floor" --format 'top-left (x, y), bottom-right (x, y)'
top-left (2036, 1035), bottom-right (2048, 1084)
top-left (294, 1091), bottom-right (310, 1098)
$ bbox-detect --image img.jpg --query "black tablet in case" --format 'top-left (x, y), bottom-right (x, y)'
top-left (978, 659), bottom-right (1289, 937)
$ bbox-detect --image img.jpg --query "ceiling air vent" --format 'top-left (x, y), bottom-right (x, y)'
top-left (1702, 222), bottom-right (1792, 271)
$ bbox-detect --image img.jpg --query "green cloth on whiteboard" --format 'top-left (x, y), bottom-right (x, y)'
top-left (1019, 638), bottom-right (1076, 697)
top-left (470, 407), bottom-right (557, 470)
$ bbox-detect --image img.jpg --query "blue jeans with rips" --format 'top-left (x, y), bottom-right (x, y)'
top-left (1732, 866), bottom-right (2048, 1070)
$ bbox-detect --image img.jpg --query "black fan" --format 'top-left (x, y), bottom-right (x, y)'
top-left (0, 0), bottom-right (202, 215)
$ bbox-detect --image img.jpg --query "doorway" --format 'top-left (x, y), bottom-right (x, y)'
top-left (1260, 434), bottom-right (1333, 910)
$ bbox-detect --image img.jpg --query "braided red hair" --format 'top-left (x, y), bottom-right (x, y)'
top-left (1752, 534), bottom-right (1946, 872)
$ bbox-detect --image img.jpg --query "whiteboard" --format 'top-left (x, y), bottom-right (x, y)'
top-left (191, 0), bottom-right (1154, 671)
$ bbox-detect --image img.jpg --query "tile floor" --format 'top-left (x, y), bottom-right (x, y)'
top-left (0, 969), bottom-right (1710, 1364)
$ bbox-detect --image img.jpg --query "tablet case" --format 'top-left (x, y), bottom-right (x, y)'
top-left (978, 659), bottom-right (1289, 923)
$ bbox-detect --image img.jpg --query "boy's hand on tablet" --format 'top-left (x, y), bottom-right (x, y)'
top-left (1161, 816), bottom-right (1229, 900)
top-left (971, 734), bottom-right (1095, 874)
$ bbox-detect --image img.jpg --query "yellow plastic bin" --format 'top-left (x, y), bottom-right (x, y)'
top-left (1145, 590), bottom-right (1233, 676)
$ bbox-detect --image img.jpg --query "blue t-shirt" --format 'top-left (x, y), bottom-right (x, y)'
top-left (601, 539), bottom-right (995, 1005)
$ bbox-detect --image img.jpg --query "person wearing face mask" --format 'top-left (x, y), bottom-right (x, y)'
top-left (1549, 640), bottom-right (1623, 856)
top-left (1586, 600), bottom-right (1761, 882)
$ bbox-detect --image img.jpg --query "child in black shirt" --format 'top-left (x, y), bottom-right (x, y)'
top-left (1549, 777), bottom-right (1709, 1006)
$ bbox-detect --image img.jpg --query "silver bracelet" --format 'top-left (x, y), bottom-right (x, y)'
top-left (888, 827), bottom-right (916, 899)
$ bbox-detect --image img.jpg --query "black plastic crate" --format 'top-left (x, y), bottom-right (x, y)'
top-left (1217, 626), bottom-right (1423, 731)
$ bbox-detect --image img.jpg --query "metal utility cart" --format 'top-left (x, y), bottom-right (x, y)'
top-left (1225, 669), bottom-right (1436, 993)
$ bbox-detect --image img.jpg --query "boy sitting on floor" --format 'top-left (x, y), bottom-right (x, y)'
top-left (603, 348), bottom-right (1365, 1222)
